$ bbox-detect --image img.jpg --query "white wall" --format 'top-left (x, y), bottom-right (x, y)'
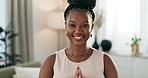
top-left (32, 0), bottom-right (60, 62)
top-left (140, 0), bottom-right (148, 53)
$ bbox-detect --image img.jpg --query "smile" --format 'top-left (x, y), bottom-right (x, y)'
top-left (74, 36), bottom-right (84, 40)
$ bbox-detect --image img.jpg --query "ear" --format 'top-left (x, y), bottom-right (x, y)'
top-left (65, 21), bottom-right (67, 29)
top-left (65, 21), bottom-right (68, 36)
top-left (91, 22), bottom-right (94, 32)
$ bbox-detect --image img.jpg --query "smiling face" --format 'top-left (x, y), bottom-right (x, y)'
top-left (65, 9), bottom-right (94, 46)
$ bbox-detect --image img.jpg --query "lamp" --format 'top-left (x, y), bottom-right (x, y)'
top-left (47, 12), bottom-right (68, 50)
top-left (47, 12), bottom-right (65, 30)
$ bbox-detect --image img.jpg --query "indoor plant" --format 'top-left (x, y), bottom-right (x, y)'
top-left (131, 35), bottom-right (141, 54)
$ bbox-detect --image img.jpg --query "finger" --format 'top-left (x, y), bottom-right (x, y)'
top-left (77, 66), bottom-right (80, 70)
top-left (75, 70), bottom-right (79, 77)
top-left (78, 69), bottom-right (83, 78)
top-left (78, 69), bottom-right (82, 75)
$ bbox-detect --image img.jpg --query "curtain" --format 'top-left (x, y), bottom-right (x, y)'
top-left (97, 0), bottom-right (142, 54)
top-left (11, 0), bottom-right (33, 64)
top-left (139, 0), bottom-right (148, 54)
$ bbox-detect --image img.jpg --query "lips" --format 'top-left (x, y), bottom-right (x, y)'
top-left (75, 36), bottom-right (83, 39)
top-left (73, 36), bottom-right (84, 40)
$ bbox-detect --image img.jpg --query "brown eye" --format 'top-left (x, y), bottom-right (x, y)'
top-left (82, 24), bottom-right (89, 28)
top-left (69, 24), bottom-right (76, 28)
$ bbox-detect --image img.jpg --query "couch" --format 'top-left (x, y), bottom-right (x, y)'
top-left (0, 61), bottom-right (41, 78)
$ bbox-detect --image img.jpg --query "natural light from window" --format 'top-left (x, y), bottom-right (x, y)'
top-left (97, 0), bottom-right (142, 55)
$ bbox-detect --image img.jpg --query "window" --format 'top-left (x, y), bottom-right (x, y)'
top-left (0, 0), bottom-right (11, 67)
top-left (96, 0), bottom-right (147, 55)
top-left (0, 0), bottom-right (7, 52)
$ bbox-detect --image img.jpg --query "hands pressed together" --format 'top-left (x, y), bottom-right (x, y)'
top-left (75, 66), bottom-right (83, 78)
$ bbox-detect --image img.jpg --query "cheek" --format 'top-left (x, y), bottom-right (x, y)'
top-left (66, 29), bottom-right (73, 36)
top-left (86, 31), bottom-right (91, 37)
top-left (86, 27), bottom-right (92, 34)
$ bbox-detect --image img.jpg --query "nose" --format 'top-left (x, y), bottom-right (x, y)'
top-left (75, 26), bottom-right (82, 33)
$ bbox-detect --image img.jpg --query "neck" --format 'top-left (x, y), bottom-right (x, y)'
top-left (69, 44), bottom-right (89, 56)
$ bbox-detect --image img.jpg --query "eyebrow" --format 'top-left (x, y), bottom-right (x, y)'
top-left (69, 20), bottom-right (76, 23)
top-left (68, 20), bottom-right (89, 24)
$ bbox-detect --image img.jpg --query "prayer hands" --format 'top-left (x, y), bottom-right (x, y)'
top-left (75, 66), bottom-right (83, 78)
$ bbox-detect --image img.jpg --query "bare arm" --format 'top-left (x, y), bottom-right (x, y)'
top-left (104, 53), bottom-right (119, 78)
top-left (39, 54), bottom-right (56, 78)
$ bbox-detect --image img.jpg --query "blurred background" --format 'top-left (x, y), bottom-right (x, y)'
top-left (0, 0), bottom-right (148, 77)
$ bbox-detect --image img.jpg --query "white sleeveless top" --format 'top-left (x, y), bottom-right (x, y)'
top-left (53, 48), bottom-right (105, 78)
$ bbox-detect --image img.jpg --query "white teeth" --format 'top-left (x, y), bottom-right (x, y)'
top-left (75, 36), bottom-right (82, 39)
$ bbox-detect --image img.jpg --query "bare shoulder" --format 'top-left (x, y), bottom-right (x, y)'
top-left (103, 53), bottom-right (119, 78)
top-left (45, 53), bottom-right (56, 64)
top-left (39, 53), bottom-right (56, 78)
top-left (104, 53), bottom-right (114, 63)
top-left (41, 53), bottom-right (56, 67)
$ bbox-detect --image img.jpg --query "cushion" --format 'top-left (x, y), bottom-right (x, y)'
top-left (14, 67), bottom-right (40, 78)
